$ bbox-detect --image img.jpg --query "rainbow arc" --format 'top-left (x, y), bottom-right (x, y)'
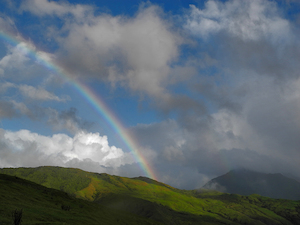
top-left (0, 31), bottom-right (157, 181)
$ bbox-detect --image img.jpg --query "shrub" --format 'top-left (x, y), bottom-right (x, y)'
top-left (61, 205), bottom-right (71, 211)
top-left (12, 209), bottom-right (22, 225)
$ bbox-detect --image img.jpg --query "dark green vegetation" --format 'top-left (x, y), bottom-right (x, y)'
top-left (0, 173), bottom-right (160, 225)
top-left (1, 166), bottom-right (300, 224)
top-left (203, 169), bottom-right (300, 200)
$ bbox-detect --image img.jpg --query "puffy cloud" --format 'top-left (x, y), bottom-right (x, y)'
top-left (45, 4), bottom-right (184, 99)
top-left (17, 1), bottom-right (196, 111)
top-left (0, 129), bottom-right (135, 170)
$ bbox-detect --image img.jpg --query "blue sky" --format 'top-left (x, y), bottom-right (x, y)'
top-left (0, 0), bottom-right (300, 189)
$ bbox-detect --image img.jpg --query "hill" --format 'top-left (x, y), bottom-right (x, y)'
top-left (1, 166), bottom-right (300, 224)
top-left (0, 173), bottom-right (162, 225)
top-left (203, 169), bottom-right (300, 200)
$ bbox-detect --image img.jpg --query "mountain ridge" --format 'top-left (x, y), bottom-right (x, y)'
top-left (203, 168), bottom-right (300, 200)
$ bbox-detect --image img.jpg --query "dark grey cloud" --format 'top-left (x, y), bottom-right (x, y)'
top-left (211, 36), bottom-right (300, 81)
top-left (47, 107), bottom-right (93, 134)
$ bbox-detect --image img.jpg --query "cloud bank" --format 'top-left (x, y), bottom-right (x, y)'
top-left (0, 129), bottom-right (135, 172)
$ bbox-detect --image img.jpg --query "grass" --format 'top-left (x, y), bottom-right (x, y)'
top-left (0, 174), bottom-right (161, 225)
top-left (1, 166), bottom-right (300, 224)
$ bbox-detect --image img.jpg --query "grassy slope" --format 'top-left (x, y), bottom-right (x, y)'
top-left (1, 166), bottom-right (300, 225)
top-left (0, 173), bottom-right (163, 225)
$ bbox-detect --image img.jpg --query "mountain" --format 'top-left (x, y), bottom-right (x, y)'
top-left (203, 168), bottom-right (300, 200)
top-left (1, 166), bottom-right (300, 224)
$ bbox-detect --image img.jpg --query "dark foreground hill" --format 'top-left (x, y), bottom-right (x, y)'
top-left (203, 169), bottom-right (300, 200)
top-left (0, 173), bottom-right (161, 225)
top-left (1, 166), bottom-right (300, 224)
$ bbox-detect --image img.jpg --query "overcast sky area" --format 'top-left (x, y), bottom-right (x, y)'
top-left (0, 0), bottom-right (300, 189)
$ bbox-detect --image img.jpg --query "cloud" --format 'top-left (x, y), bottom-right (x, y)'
top-left (131, 98), bottom-right (300, 188)
top-left (185, 0), bottom-right (291, 42)
top-left (185, 0), bottom-right (300, 81)
top-left (20, 0), bottom-right (94, 20)
top-left (15, 1), bottom-right (199, 114)
top-left (0, 129), bottom-right (135, 170)
top-left (203, 181), bottom-right (227, 192)
top-left (47, 107), bottom-right (93, 134)
top-left (0, 101), bottom-right (18, 118)
top-left (0, 15), bottom-right (17, 34)
top-left (34, 3), bottom-right (184, 100)
top-left (0, 97), bottom-right (91, 135)
top-left (0, 43), bottom-right (30, 72)
top-left (0, 82), bottom-right (68, 103)
top-left (0, 99), bottom-right (35, 119)
top-left (19, 84), bottom-right (69, 102)
top-left (0, 41), bottom-right (55, 82)
top-left (10, 100), bottom-right (32, 117)
top-left (0, 82), bottom-right (15, 93)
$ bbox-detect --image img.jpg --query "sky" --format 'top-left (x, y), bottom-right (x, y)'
top-left (0, 0), bottom-right (300, 189)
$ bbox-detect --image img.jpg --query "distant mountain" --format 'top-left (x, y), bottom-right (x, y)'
top-left (203, 168), bottom-right (300, 200)
top-left (1, 166), bottom-right (300, 224)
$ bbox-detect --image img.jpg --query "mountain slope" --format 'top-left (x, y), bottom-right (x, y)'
top-left (1, 166), bottom-right (300, 224)
top-left (0, 173), bottom-right (162, 225)
top-left (203, 169), bottom-right (300, 200)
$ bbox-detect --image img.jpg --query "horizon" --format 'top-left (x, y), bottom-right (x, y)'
top-left (0, 0), bottom-right (300, 190)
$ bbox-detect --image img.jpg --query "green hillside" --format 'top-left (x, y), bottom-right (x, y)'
top-left (0, 173), bottom-right (161, 225)
top-left (1, 166), bottom-right (300, 224)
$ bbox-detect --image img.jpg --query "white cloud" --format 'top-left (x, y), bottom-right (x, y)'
top-left (11, 100), bottom-right (31, 116)
top-left (0, 81), bottom-right (67, 102)
top-left (20, 0), bottom-right (93, 20)
top-left (203, 181), bottom-right (227, 192)
top-left (0, 129), bottom-right (135, 169)
top-left (19, 84), bottom-right (68, 102)
top-left (186, 0), bottom-right (291, 43)
top-left (0, 43), bottom-right (31, 71)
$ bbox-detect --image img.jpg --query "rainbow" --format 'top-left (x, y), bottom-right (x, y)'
top-left (0, 31), bottom-right (157, 180)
